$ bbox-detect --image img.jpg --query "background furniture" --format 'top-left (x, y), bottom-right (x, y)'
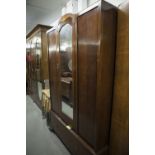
top-left (26, 24), bottom-right (51, 107)
top-left (41, 89), bottom-right (51, 126)
top-left (48, 1), bottom-right (117, 155)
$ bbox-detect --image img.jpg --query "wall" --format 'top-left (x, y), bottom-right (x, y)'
top-left (88, 0), bottom-right (127, 7)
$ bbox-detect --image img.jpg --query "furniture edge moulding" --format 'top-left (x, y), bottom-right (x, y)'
top-left (26, 24), bottom-right (52, 39)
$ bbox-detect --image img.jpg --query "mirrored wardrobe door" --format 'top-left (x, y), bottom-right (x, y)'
top-left (35, 35), bottom-right (42, 101)
top-left (35, 38), bottom-right (41, 81)
top-left (59, 23), bottom-right (74, 126)
top-left (30, 41), bottom-right (35, 81)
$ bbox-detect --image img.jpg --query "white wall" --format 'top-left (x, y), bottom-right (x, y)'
top-left (27, 0), bottom-right (127, 33)
top-left (50, 0), bottom-right (127, 27)
top-left (88, 0), bottom-right (126, 7)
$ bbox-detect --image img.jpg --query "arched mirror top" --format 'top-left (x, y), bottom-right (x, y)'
top-left (57, 14), bottom-right (77, 122)
top-left (59, 24), bottom-right (72, 53)
top-left (57, 13), bottom-right (76, 32)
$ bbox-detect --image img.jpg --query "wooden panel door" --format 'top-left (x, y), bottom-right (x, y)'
top-left (57, 14), bottom-right (77, 131)
top-left (77, 2), bottom-right (116, 150)
top-left (77, 7), bottom-right (99, 147)
top-left (35, 32), bottom-right (41, 82)
top-left (30, 40), bottom-right (35, 98)
top-left (34, 32), bottom-right (43, 102)
top-left (26, 40), bottom-right (32, 93)
top-left (48, 29), bottom-right (60, 115)
top-left (31, 37), bottom-right (40, 104)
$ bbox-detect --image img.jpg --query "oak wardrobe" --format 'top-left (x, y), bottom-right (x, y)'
top-left (47, 1), bottom-right (117, 155)
top-left (26, 24), bottom-right (51, 107)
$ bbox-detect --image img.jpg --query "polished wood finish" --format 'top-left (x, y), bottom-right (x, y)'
top-left (77, 1), bottom-right (117, 151)
top-left (48, 1), bottom-right (117, 155)
top-left (78, 7), bottom-right (98, 148)
top-left (48, 28), bottom-right (60, 115)
top-left (26, 24), bottom-right (51, 106)
top-left (50, 111), bottom-right (108, 155)
top-left (41, 29), bottom-right (50, 80)
top-left (57, 14), bottom-right (78, 130)
top-left (48, 14), bottom-right (78, 130)
top-left (109, 1), bottom-right (129, 155)
top-left (26, 24), bottom-right (51, 39)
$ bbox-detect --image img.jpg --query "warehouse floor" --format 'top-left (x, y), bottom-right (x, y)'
top-left (26, 95), bottom-right (70, 155)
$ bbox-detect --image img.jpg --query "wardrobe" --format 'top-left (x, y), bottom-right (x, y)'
top-left (47, 1), bottom-right (117, 155)
top-left (26, 24), bottom-right (51, 107)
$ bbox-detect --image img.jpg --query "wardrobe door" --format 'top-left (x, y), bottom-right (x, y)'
top-left (26, 41), bottom-right (32, 93)
top-left (57, 14), bottom-right (77, 130)
top-left (34, 33), bottom-right (42, 101)
top-left (77, 2), bottom-right (117, 150)
top-left (30, 40), bottom-right (35, 96)
top-left (77, 8), bottom-right (99, 147)
top-left (48, 29), bottom-right (60, 115)
top-left (35, 32), bottom-right (41, 82)
top-left (59, 24), bottom-right (73, 123)
top-left (29, 41), bottom-right (34, 94)
top-left (31, 38), bottom-right (39, 103)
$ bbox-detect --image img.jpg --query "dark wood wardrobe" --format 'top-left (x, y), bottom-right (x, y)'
top-left (109, 1), bottom-right (129, 155)
top-left (26, 24), bottom-right (51, 107)
top-left (47, 1), bottom-right (117, 155)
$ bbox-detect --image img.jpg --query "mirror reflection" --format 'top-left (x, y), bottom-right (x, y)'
top-left (35, 34), bottom-right (42, 100)
top-left (59, 24), bottom-right (73, 120)
top-left (35, 38), bottom-right (41, 80)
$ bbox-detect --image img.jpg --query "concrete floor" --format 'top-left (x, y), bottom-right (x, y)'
top-left (26, 95), bottom-right (71, 155)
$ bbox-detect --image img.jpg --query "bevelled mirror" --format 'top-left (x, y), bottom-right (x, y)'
top-left (59, 23), bottom-right (73, 121)
top-left (35, 34), bottom-right (42, 100)
top-left (35, 38), bottom-right (41, 80)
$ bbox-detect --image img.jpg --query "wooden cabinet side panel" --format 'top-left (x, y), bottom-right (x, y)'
top-left (41, 30), bottom-right (49, 81)
top-left (109, 1), bottom-right (129, 155)
top-left (77, 7), bottom-right (99, 148)
top-left (96, 8), bottom-right (117, 150)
